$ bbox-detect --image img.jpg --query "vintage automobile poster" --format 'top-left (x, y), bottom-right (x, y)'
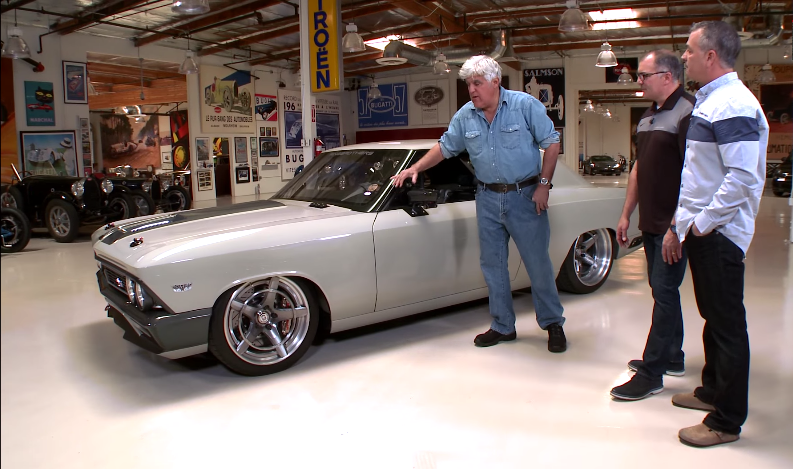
top-left (200, 65), bottom-right (255, 133)
top-left (24, 81), bottom-right (56, 127)
top-left (523, 68), bottom-right (565, 127)
top-left (746, 64), bottom-right (793, 164)
top-left (100, 113), bottom-right (160, 169)
top-left (357, 82), bottom-right (408, 128)
top-left (170, 110), bottom-right (190, 170)
top-left (408, 80), bottom-right (450, 126)
top-left (255, 94), bottom-right (277, 122)
top-left (277, 88), bottom-right (341, 180)
top-left (1, 58), bottom-right (18, 182)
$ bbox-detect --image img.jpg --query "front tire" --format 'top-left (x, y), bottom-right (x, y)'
top-left (209, 277), bottom-right (319, 376)
top-left (162, 185), bottom-right (191, 211)
top-left (1, 207), bottom-right (31, 253)
top-left (131, 189), bottom-right (156, 216)
top-left (45, 199), bottom-right (80, 243)
top-left (556, 228), bottom-right (615, 294)
top-left (106, 193), bottom-right (135, 221)
top-left (1, 186), bottom-right (24, 210)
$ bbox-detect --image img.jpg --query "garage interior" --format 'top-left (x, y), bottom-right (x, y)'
top-left (1, 0), bottom-right (792, 467)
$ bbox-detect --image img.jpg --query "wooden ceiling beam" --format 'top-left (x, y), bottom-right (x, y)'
top-left (514, 37), bottom-right (684, 54)
top-left (392, 0), bottom-right (482, 46)
top-left (88, 63), bottom-right (182, 80)
top-left (134, 0), bottom-right (282, 47)
top-left (88, 85), bottom-right (188, 110)
top-left (346, 62), bottom-right (418, 75)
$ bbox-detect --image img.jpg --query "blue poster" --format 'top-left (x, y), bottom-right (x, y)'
top-left (284, 111), bottom-right (302, 149)
top-left (357, 83), bottom-right (408, 128)
top-left (316, 113), bottom-right (340, 149)
top-left (24, 81), bottom-right (55, 127)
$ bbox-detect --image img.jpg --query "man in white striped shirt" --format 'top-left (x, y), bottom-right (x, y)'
top-left (669, 21), bottom-right (768, 448)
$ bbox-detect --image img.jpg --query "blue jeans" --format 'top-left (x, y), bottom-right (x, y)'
top-left (475, 184), bottom-right (565, 333)
top-left (638, 232), bottom-right (687, 380)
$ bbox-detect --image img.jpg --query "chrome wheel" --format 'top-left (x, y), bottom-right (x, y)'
top-left (572, 228), bottom-right (613, 286)
top-left (48, 206), bottom-right (72, 236)
top-left (223, 277), bottom-right (311, 366)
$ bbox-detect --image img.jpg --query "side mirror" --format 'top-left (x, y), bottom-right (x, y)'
top-left (404, 189), bottom-right (438, 217)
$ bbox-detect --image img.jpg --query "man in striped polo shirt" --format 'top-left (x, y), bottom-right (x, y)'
top-left (671, 21), bottom-right (768, 447)
top-left (610, 50), bottom-right (695, 402)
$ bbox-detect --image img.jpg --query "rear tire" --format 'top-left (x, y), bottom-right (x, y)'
top-left (1, 186), bottom-right (24, 211)
top-left (45, 199), bottom-right (80, 243)
top-left (1, 207), bottom-right (31, 253)
top-left (162, 185), bottom-right (191, 212)
top-left (107, 193), bottom-right (135, 221)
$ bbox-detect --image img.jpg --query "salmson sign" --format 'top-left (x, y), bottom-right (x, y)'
top-left (309, 0), bottom-right (340, 93)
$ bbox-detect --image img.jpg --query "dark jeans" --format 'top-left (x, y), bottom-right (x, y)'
top-left (637, 232), bottom-right (687, 381)
top-left (687, 231), bottom-right (749, 435)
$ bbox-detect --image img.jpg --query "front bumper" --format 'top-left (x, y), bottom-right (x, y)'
top-left (97, 269), bottom-right (212, 359)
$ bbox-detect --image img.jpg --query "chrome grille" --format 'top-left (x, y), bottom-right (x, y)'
top-left (103, 265), bottom-right (128, 295)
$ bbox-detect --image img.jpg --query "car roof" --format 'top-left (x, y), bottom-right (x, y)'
top-left (328, 139), bottom-right (439, 151)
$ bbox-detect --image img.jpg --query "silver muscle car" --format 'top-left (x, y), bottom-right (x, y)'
top-left (92, 140), bottom-right (642, 376)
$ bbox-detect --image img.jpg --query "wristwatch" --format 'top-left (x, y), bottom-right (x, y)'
top-left (540, 177), bottom-right (553, 189)
top-left (670, 224), bottom-right (677, 234)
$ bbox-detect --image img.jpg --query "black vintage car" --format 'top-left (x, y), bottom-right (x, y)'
top-left (107, 165), bottom-right (191, 213)
top-left (0, 165), bottom-right (135, 243)
top-left (583, 155), bottom-right (622, 176)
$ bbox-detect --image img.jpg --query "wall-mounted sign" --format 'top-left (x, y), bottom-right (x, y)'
top-left (523, 68), bottom-right (565, 127)
top-left (409, 81), bottom-right (449, 126)
top-left (308, 0), bottom-right (339, 92)
top-left (358, 83), bottom-right (408, 128)
top-left (255, 94), bottom-right (277, 121)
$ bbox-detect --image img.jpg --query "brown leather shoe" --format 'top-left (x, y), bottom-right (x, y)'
top-left (672, 392), bottom-right (716, 412)
top-left (679, 423), bottom-right (739, 447)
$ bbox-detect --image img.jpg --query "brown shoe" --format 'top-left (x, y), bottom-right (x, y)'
top-left (679, 423), bottom-right (739, 447)
top-left (672, 392), bottom-right (716, 412)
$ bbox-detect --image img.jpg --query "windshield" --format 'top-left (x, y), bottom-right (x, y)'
top-left (591, 155), bottom-right (615, 162)
top-left (273, 149), bottom-right (416, 211)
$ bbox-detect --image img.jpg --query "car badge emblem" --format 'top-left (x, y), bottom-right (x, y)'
top-left (130, 237), bottom-right (144, 247)
top-left (173, 283), bottom-right (192, 293)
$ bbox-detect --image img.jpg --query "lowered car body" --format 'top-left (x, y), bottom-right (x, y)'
top-left (93, 140), bottom-right (642, 376)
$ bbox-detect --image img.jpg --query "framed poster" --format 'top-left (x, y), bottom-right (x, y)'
top-left (259, 137), bottom-right (278, 158)
top-left (234, 136), bottom-right (248, 164)
top-left (161, 150), bottom-right (172, 164)
top-left (250, 137), bottom-right (257, 158)
top-left (200, 65), bottom-right (254, 133)
top-left (197, 169), bottom-right (213, 191)
top-left (235, 166), bottom-right (250, 183)
top-left (170, 110), bottom-right (190, 170)
top-left (213, 137), bottom-right (229, 158)
top-left (24, 81), bottom-right (55, 126)
top-left (195, 137), bottom-right (210, 161)
top-left (62, 61), bottom-right (88, 104)
top-left (20, 130), bottom-right (79, 176)
top-left (523, 68), bottom-right (565, 127)
top-left (357, 83), bottom-right (408, 128)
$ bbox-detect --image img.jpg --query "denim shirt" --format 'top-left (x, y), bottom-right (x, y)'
top-left (438, 87), bottom-right (559, 184)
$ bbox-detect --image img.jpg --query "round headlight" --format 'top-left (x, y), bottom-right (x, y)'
top-left (101, 179), bottom-right (114, 194)
top-left (71, 179), bottom-right (85, 198)
top-left (134, 283), bottom-right (154, 311)
top-left (161, 179), bottom-right (171, 191)
top-left (126, 278), bottom-right (136, 303)
top-left (142, 181), bottom-right (152, 192)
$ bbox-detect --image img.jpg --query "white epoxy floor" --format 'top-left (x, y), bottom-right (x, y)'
top-left (2, 190), bottom-right (792, 469)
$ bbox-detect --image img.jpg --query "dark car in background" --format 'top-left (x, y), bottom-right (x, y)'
top-left (772, 157), bottom-right (792, 197)
top-left (106, 166), bottom-right (191, 213)
top-left (1, 164), bottom-right (135, 243)
top-left (584, 155), bottom-right (622, 176)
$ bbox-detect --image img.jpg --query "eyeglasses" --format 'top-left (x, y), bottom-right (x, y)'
top-left (637, 71), bottom-right (670, 81)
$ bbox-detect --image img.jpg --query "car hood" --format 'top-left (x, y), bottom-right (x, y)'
top-left (93, 199), bottom-right (361, 266)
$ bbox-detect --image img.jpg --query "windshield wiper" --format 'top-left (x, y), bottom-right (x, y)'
top-left (309, 202), bottom-right (330, 209)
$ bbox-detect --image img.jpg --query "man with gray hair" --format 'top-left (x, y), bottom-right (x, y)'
top-left (672, 20), bottom-right (768, 447)
top-left (391, 55), bottom-right (567, 353)
top-left (610, 50), bottom-right (695, 401)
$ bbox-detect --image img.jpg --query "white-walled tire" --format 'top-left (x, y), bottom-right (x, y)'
top-left (209, 277), bottom-right (318, 376)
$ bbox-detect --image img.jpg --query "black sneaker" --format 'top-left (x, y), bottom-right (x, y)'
top-left (474, 329), bottom-right (517, 347)
top-left (627, 359), bottom-right (685, 377)
top-left (610, 374), bottom-right (664, 401)
top-left (546, 323), bottom-right (567, 353)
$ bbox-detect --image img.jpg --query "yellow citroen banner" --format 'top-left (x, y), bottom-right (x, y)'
top-left (308, 0), bottom-right (340, 92)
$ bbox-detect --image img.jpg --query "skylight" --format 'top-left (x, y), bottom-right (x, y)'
top-left (589, 8), bottom-right (639, 30)
top-left (364, 35), bottom-right (419, 51)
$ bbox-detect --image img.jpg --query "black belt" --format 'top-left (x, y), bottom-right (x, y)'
top-left (480, 175), bottom-right (540, 193)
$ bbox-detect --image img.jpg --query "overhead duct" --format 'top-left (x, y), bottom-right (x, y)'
top-left (724, 15), bottom-right (785, 47)
top-left (376, 30), bottom-right (509, 67)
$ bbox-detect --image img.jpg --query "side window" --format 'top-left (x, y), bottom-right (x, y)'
top-left (422, 152), bottom-right (476, 204)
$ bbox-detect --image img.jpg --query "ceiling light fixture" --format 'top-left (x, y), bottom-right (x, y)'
top-left (172, 0), bottom-right (209, 15)
top-left (583, 100), bottom-right (595, 112)
top-left (342, 22), bottom-right (366, 53)
top-left (618, 66), bottom-right (633, 84)
top-left (559, 0), bottom-right (589, 32)
top-left (1, 8), bottom-right (31, 59)
top-left (87, 79), bottom-right (99, 96)
top-left (433, 52), bottom-right (451, 75)
top-left (756, 50), bottom-right (776, 84)
top-left (596, 42), bottom-right (618, 67)
top-left (368, 80), bottom-right (381, 99)
top-left (179, 35), bottom-right (199, 75)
